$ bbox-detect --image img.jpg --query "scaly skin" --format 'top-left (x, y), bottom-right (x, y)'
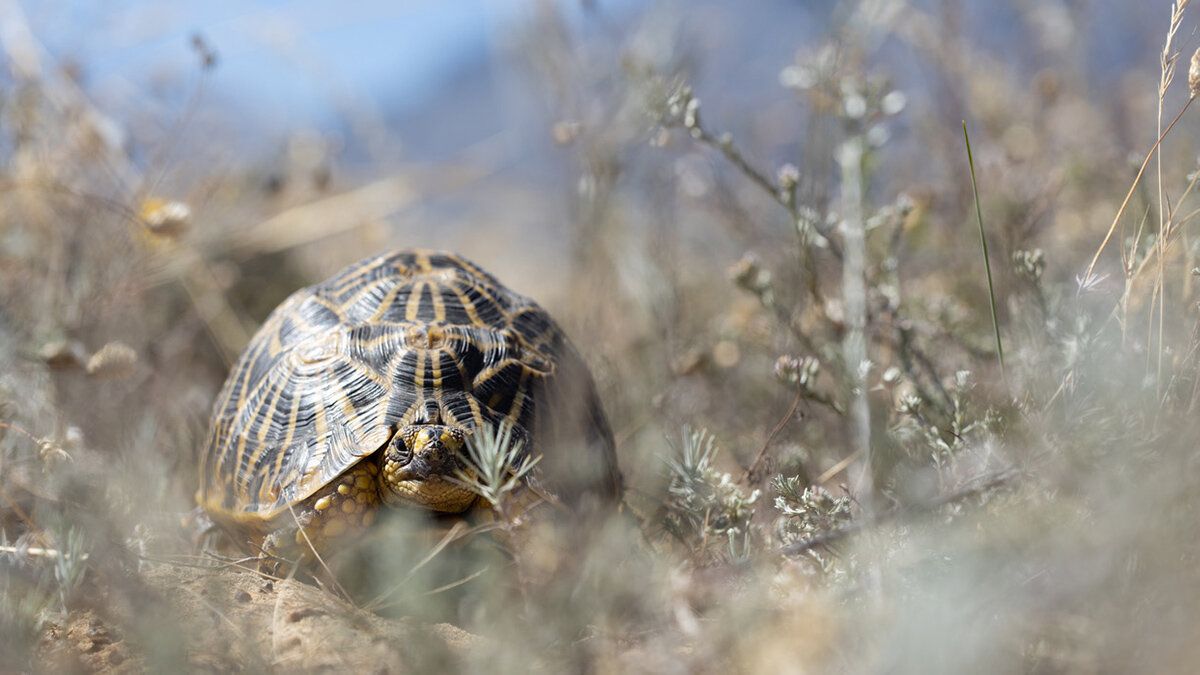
top-left (262, 462), bottom-right (381, 567)
top-left (262, 426), bottom-right (485, 567)
top-left (380, 425), bottom-right (479, 512)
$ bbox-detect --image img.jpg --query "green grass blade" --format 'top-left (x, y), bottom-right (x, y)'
top-left (962, 121), bottom-right (1005, 374)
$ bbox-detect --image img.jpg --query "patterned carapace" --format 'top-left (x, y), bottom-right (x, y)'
top-left (197, 249), bottom-right (619, 526)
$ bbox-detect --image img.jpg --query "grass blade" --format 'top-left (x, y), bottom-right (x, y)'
top-left (962, 121), bottom-right (1005, 375)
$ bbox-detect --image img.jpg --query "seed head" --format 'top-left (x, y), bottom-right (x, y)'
top-left (139, 198), bottom-right (191, 238)
top-left (728, 254), bottom-right (774, 305)
top-left (774, 355), bottom-right (820, 389)
top-left (777, 163), bottom-right (800, 191)
top-left (86, 342), bottom-right (138, 379)
top-left (1190, 48), bottom-right (1200, 99)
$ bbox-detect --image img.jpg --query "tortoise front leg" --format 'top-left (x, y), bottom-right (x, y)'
top-left (262, 462), bottom-right (382, 570)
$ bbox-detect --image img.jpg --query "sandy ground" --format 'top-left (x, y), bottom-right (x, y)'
top-left (36, 565), bottom-right (480, 673)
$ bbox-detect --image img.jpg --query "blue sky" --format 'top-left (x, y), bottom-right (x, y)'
top-left (14, 0), bottom-right (1164, 165)
top-left (23, 1), bottom-right (544, 130)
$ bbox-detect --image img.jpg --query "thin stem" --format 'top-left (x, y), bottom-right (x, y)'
top-left (0, 545), bottom-right (88, 562)
top-left (1154, 0), bottom-right (1192, 385)
top-left (962, 121), bottom-right (1005, 376)
top-left (1083, 98), bottom-right (1194, 289)
top-left (689, 125), bottom-right (845, 260)
top-left (838, 135), bottom-right (872, 501)
top-left (742, 388), bottom-right (806, 484)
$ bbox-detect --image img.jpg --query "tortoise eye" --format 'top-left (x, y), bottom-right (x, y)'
top-left (388, 428), bottom-right (414, 463)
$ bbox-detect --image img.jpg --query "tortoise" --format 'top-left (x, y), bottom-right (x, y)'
top-left (196, 249), bottom-right (621, 559)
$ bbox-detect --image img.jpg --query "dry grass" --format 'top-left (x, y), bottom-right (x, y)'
top-left (5, 1), bottom-right (1200, 672)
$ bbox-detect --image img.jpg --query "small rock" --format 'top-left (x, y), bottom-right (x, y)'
top-left (235, 590), bottom-right (252, 603)
top-left (287, 607), bottom-right (325, 623)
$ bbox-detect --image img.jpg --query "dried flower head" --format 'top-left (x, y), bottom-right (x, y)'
top-left (775, 355), bottom-right (821, 390)
top-left (551, 120), bottom-right (582, 145)
top-left (661, 84), bottom-right (702, 137)
top-left (897, 393), bottom-right (923, 415)
top-left (86, 342), bottom-right (138, 379)
top-left (773, 478), bottom-right (853, 542)
top-left (1013, 248), bottom-right (1046, 281)
top-left (37, 437), bottom-right (72, 469)
top-left (777, 163), bottom-right (800, 191)
top-left (728, 254), bottom-right (774, 305)
top-left (1189, 47), bottom-right (1200, 98)
top-left (882, 366), bottom-right (902, 385)
top-left (190, 33), bottom-right (218, 70)
top-left (139, 198), bottom-right (191, 238)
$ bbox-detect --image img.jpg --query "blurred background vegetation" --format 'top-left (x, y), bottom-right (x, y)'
top-left (4, 0), bottom-right (1200, 672)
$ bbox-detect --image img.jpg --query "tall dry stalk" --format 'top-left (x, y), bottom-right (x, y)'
top-left (837, 136), bottom-right (871, 501)
top-left (1155, 0), bottom-right (1191, 384)
top-left (1085, 4), bottom-right (1197, 347)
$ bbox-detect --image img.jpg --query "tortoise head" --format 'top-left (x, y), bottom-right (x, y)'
top-left (379, 424), bottom-right (478, 512)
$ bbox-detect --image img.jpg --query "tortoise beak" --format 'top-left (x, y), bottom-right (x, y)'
top-left (395, 426), bottom-right (464, 480)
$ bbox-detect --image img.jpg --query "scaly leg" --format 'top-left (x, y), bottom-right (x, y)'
top-left (261, 461), bottom-right (382, 571)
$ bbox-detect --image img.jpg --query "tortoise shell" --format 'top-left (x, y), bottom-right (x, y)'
top-left (197, 249), bottom-right (620, 525)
